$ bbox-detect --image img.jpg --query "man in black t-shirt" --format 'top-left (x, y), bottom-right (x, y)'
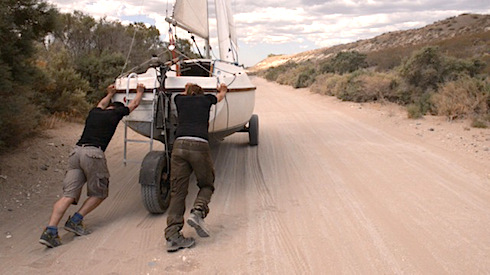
top-left (165, 82), bottom-right (227, 252)
top-left (39, 83), bottom-right (144, 248)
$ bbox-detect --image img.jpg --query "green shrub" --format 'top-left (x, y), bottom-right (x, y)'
top-left (406, 104), bottom-right (424, 119)
top-left (261, 61), bottom-right (298, 82)
top-left (471, 119), bottom-right (488, 128)
top-left (398, 46), bottom-right (486, 93)
top-left (399, 47), bottom-right (444, 91)
top-left (76, 51), bottom-right (125, 104)
top-left (319, 51), bottom-right (368, 75)
top-left (331, 71), bottom-right (394, 102)
top-left (294, 67), bottom-right (316, 88)
top-left (0, 95), bottom-right (42, 153)
top-left (310, 73), bottom-right (343, 95)
top-left (36, 45), bottom-right (91, 116)
top-left (366, 45), bottom-right (415, 71)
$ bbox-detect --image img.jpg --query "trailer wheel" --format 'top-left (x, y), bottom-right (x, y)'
top-left (139, 151), bottom-right (171, 214)
top-left (249, 114), bottom-right (259, 146)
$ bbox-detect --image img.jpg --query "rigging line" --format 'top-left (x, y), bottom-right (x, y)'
top-left (191, 35), bottom-right (204, 58)
top-left (171, 48), bottom-right (213, 74)
top-left (118, 49), bottom-right (171, 78)
top-left (210, 46), bottom-right (218, 60)
top-left (120, 0), bottom-right (147, 76)
top-left (229, 38), bottom-right (239, 64)
top-left (120, 27), bottom-right (138, 76)
top-left (173, 47), bottom-right (239, 79)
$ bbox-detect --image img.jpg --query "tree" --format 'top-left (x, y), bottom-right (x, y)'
top-left (0, 0), bottom-right (58, 152)
top-left (0, 0), bottom-right (58, 89)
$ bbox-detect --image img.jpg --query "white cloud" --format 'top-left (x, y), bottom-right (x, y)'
top-left (46, 0), bottom-right (490, 66)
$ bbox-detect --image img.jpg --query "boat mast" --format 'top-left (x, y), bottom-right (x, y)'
top-left (205, 0), bottom-right (210, 58)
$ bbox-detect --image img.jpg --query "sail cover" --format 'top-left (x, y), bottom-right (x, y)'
top-left (215, 0), bottom-right (238, 62)
top-left (172, 0), bottom-right (209, 39)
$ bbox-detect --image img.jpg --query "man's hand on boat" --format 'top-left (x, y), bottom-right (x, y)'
top-left (107, 84), bottom-right (117, 96)
top-left (127, 83), bottom-right (145, 112)
top-left (216, 83), bottom-right (228, 102)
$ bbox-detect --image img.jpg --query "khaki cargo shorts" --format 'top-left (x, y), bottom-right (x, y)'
top-left (62, 146), bottom-right (111, 204)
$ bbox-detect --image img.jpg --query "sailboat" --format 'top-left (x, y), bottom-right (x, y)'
top-left (112, 0), bottom-right (258, 214)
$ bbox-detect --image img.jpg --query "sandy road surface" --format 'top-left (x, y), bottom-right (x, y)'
top-left (1, 77), bottom-right (490, 274)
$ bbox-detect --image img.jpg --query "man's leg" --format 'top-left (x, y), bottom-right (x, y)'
top-left (187, 144), bottom-right (215, 238)
top-left (165, 143), bottom-right (195, 252)
top-left (64, 196), bottom-right (104, 236)
top-left (40, 147), bottom-right (84, 248)
top-left (78, 196), bottom-right (104, 216)
top-left (190, 146), bottom-right (215, 217)
top-left (66, 146), bottom-right (109, 235)
top-left (40, 196), bottom-right (76, 248)
top-left (48, 196), bottom-right (76, 226)
top-left (165, 149), bottom-right (192, 239)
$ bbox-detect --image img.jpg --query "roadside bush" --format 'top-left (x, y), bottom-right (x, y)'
top-left (432, 76), bottom-right (490, 121)
top-left (393, 81), bottom-right (436, 117)
top-left (399, 47), bottom-right (444, 91)
top-left (310, 73), bottom-right (344, 96)
top-left (366, 45), bottom-right (416, 71)
top-left (398, 46), bottom-right (486, 93)
top-left (37, 45), bottom-right (91, 116)
top-left (276, 68), bottom-right (298, 86)
top-left (406, 103), bottom-right (425, 119)
top-left (319, 51), bottom-right (368, 75)
top-left (471, 118), bottom-right (488, 128)
top-left (294, 67), bottom-right (316, 88)
top-left (0, 95), bottom-right (42, 153)
top-left (334, 71), bottom-right (395, 102)
top-left (273, 61), bottom-right (317, 88)
top-left (262, 61), bottom-right (298, 82)
top-left (76, 51), bottom-right (125, 104)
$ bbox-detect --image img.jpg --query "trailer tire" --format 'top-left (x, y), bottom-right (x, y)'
top-left (249, 114), bottom-right (259, 146)
top-left (139, 151), bottom-right (171, 214)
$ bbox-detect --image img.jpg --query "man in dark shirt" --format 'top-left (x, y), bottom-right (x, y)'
top-left (39, 83), bottom-right (144, 248)
top-left (165, 82), bottom-right (227, 252)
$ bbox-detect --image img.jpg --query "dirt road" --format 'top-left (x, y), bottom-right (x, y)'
top-left (1, 77), bottom-right (489, 274)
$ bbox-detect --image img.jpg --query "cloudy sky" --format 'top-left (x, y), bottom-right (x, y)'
top-left (46, 0), bottom-right (490, 67)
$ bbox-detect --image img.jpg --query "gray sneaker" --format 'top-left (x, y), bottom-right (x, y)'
top-left (39, 229), bottom-right (62, 248)
top-left (166, 234), bottom-right (195, 252)
top-left (187, 212), bottom-right (210, 237)
top-left (64, 216), bottom-right (91, 236)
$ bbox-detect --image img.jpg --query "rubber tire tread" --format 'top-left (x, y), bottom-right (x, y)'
top-left (140, 151), bottom-right (170, 214)
top-left (249, 114), bottom-right (259, 146)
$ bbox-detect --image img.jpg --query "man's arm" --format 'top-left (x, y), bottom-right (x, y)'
top-left (127, 83), bottom-right (145, 112)
top-left (216, 83), bottom-right (228, 102)
top-left (97, 84), bottom-right (117, 109)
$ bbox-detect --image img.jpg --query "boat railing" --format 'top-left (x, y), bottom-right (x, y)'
top-left (123, 73), bottom-right (156, 165)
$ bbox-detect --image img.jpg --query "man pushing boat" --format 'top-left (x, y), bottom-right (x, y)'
top-left (165, 82), bottom-right (228, 252)
top-left (39, 83), bottom-right (144, 248)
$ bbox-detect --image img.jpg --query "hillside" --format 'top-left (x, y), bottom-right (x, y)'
top-left (251, 13), bottom-right (490, 72)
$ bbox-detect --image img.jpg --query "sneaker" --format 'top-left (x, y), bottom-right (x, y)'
top-left (39, 229), bottom-right (62, 248)
top-left (166, 234), bottom-right (195, 252)
top-left (187, 211), bottom-right (210, 237)
top-left (64, 216), bottom-right (91, 236)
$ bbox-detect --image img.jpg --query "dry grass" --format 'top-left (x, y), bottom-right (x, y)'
top-left (432, 76), bottom-right (490, 121)
top-left (311, 71), bottom-right (397, 103)
top-left (40, 112), bottom-right (85, 130)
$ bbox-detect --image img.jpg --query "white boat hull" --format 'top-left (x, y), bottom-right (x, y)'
top-left (113, 59), bottom-right (256, 143)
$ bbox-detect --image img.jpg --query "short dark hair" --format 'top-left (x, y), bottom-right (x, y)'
top-left (185, 83), bottom-right (204, 96)
top-left (109, 101), bottom-right (125, 109)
